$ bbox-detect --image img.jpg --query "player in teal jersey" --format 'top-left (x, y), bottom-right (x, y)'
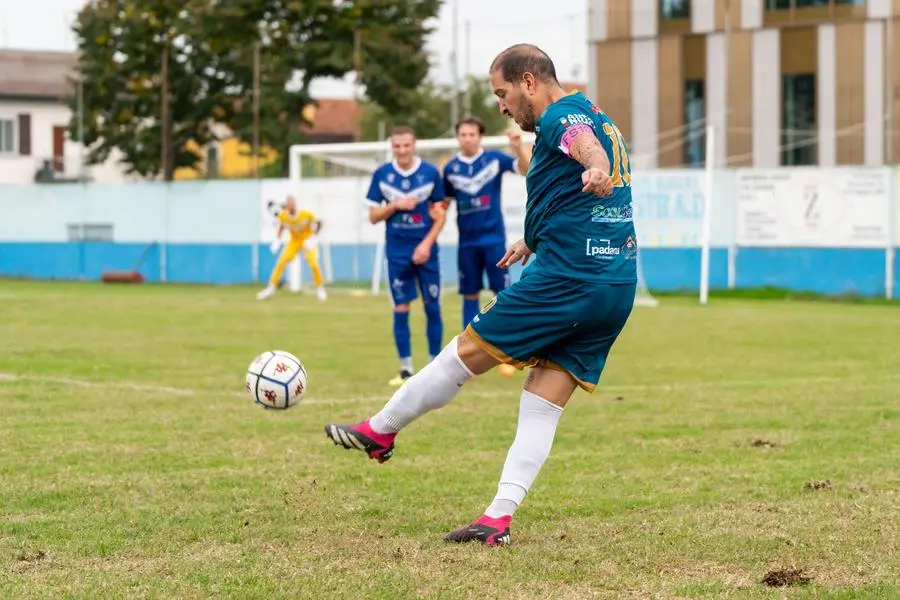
top-left (324, 44), bottom-right (637, 546)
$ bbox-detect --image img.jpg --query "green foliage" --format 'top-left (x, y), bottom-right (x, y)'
top-left (69, 0), bottom-right (442, 179)
top-left (359, 76), bottom-right (512, 141)
top-left (187, 0), bottom-right (443, 176)
top-left (69, 0), bottom-right (227, 180)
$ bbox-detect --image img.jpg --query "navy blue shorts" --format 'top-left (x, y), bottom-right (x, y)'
top-left (387, 252), bottom-right (441, 306)
top-left (457, 243), bottom-right (510, 295)
top-left (467, 267), bottom-right (635, 391)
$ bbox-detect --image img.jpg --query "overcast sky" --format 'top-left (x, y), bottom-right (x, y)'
top-left (0, 0), bottom-right (589, 98)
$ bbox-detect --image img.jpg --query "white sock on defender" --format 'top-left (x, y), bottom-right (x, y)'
top-left (370, 336), bottom-right (474, 434)
top-left (484, 390), bottom-right (563, 518)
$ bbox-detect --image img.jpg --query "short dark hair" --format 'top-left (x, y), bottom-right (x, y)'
top-left (455, 116), bottom-right (485, 135)
top-left (489, 44), bottom-right (559, 84)
top-left (390, 125), bottom-right (415, 138)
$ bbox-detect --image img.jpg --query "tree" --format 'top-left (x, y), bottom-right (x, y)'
top-left (359, 76), bottom-right (512, 142)
top-left (205, 0), bottom-right (442, 176)
top-left (69, 0), bottom-right (227, 180)
top-left (69, 0), bottom-right (442, 180)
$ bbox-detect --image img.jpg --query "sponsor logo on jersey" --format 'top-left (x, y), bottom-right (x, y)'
top-left (585, 238), bottom-right (620, 260)
top-left (462, 195), bottom-right (492, 213)
top-left (392, 212), bottom-right (425, 229)
top-left (566, 113), bottom-right (594, 127)
top-left (590, 204), bottom-right (633, 223)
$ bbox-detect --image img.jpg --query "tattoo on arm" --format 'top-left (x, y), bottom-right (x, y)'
top-left (569, 134), bottom-right (611, 172)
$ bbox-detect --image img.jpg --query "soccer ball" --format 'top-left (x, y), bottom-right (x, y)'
top-left (245, 350), bottom-right (308, 409)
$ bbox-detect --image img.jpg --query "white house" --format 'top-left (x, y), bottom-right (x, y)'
top-left (0, 49), bottom-right (131, 185)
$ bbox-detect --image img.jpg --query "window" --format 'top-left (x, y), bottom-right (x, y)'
top-left (684, 80), bottom-right (706, 167)
top-left (0, 119), bottom-right (14, 153)
top-left (765, 0), bottom-right (865, 20)
top-left (660, 0), bottom-right (690, 19)
top-left (781, 73), bottom-right (817, 166)
top-left (67, 223), bottom-right (114, 242)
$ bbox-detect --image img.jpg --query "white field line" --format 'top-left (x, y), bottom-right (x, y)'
top-left (1, 371), bottom-right (896, 406)
top-left (0, 372), bottom-right (364, 406)
top-left (0, 372), bottom-right (196, 396)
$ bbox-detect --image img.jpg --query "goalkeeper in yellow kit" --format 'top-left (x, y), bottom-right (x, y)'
top-left (256, 195), bottom-right (327, 301)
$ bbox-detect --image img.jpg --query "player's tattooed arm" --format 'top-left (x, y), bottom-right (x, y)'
top-left (561, 125), bottom-right (614, 197)
top-left (568, 130), bottom-right (612, 174)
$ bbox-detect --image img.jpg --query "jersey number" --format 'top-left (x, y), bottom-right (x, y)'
top-left (602, 122), bottom-right (631, 187)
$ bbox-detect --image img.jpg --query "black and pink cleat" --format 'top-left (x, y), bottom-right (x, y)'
top-left (324, 419), bottom-right (396, 463)
top-left (443, 514), bottom-right (512, 547)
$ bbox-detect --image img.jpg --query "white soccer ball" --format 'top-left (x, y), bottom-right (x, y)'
top-left (245, 350), bottom-right (308, 409)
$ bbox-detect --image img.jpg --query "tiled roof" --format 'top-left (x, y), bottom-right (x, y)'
top-left (0, 49), bottom-right (77, 99)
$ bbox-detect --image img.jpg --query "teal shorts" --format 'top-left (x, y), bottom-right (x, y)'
top-left (466, 267), bottom-right (635, 391)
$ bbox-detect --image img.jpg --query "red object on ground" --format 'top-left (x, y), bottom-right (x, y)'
top-left (101, 270), bottom-right (145, 284)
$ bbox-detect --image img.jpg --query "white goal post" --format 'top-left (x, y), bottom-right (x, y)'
top-left (286, 135), bottom-right (658, 307)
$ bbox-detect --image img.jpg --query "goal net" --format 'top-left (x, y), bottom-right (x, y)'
top-left (282, 135), bottom-right (658, 306)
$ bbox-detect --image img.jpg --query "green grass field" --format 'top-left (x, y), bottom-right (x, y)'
top-left (1, 280), bottom-right (898, 599)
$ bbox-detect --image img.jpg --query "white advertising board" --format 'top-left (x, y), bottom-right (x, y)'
top-left (735, 167), bottom-right (891, 248)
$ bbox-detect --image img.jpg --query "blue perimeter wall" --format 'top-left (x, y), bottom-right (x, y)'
top-left (0, 242), bottom-right (895, 297)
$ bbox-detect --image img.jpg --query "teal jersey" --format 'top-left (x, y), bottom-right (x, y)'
top-left (525, 92), bottom-right (637, 284)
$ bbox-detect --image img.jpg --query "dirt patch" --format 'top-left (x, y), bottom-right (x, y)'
top-left (804, 480), bottom-right (833, 490)
top-left (762, 568), bottom-right (811, 587)
top-left (16, 550), bottom-right (46, 563)
top-left (750, 439), bottom-right (778, 448)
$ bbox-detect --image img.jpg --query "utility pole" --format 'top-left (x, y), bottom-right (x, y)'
top-left (450, 0), bottom-right (460, 128)
top-left (77, 75), bottom-right (85, 182)
top-left (253, 39), bottom-right (261, 179)
top-left (161, 37), bottom-right (170, 181)
top-left (353, 28), bottom-right (362, 84)
top-left (463, 19), bottom-right (471, 116)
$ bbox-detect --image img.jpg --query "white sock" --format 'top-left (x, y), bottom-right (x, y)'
top-left (371, 336), bottom-right (474, 434)
top-left (484, 391), bottom-right (563, 518)
top-left (400, 357), bottom-right (413, 372)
